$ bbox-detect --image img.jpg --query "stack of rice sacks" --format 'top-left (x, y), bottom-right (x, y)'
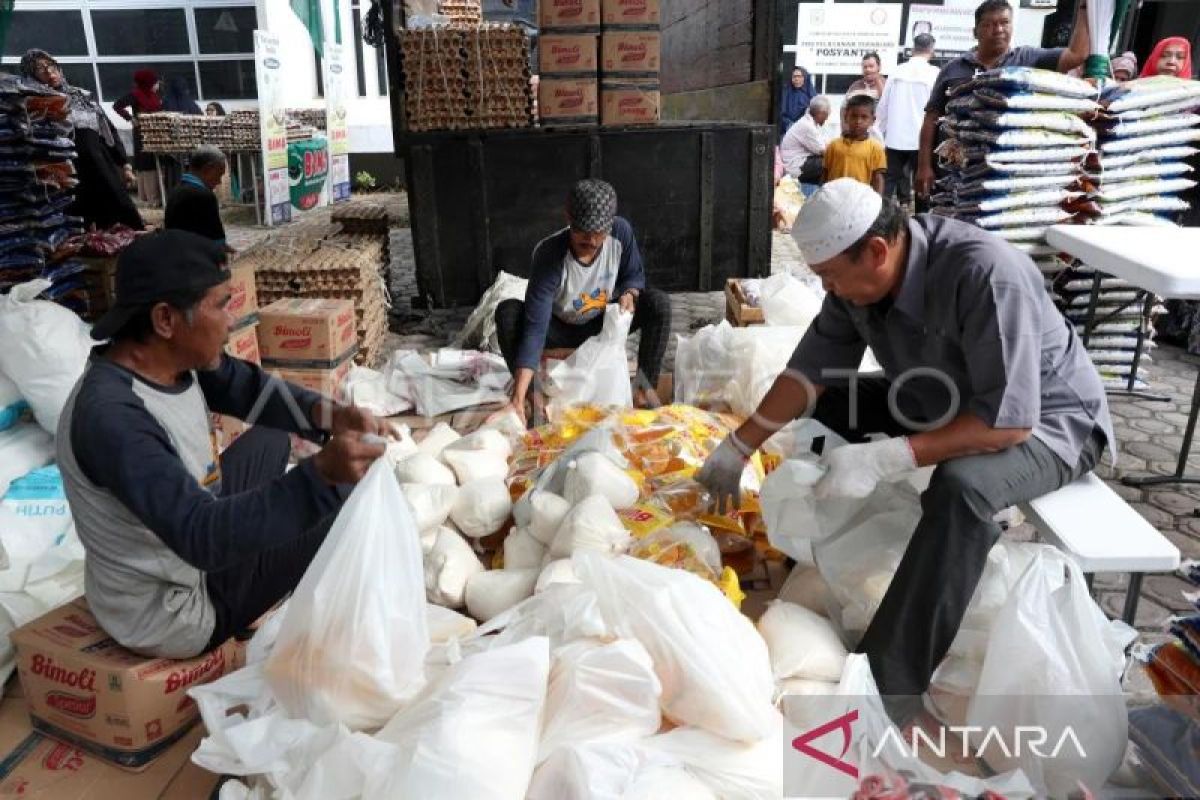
top-left (1053, 76), bottom-right (1200, 390)
top-left (0, 75), bottom-right (86, 312)
top-left (931, 67), bottom-right (1099, 292)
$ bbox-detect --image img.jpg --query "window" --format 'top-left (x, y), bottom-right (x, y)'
top-left (60, 63), bottom-right (98, 96)
top-left (198, 60), bottom-right (257, 100)
top-left (4, 10), bottom-right (88, 58)
top-left (351, 4), bottom-right (367, 96)
top-left (98, 62), bottom-right (197, 104)
top-left (195, 7), bottom-right (257, 55)
top-left (91, 9), bottom-right (190, 57)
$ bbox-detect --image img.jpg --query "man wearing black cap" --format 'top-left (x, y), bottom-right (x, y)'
top-left (494, 178), bottom-right (672, 422)
top-left (56, 230), bottom-right (390, 659)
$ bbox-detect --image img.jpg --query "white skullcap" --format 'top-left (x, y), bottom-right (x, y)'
top-left (791, 178), bottom-right (884, 265)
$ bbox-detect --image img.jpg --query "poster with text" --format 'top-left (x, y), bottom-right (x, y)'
top-left (325, 42), bottom-right (351, 203)
top-left (255, 30), bottom-right (291, 226)
top-left (906, 1), bottom-right (980, 59)
top-left (794, 3), bottom-right (903, 75)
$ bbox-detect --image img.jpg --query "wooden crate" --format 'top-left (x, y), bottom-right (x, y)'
top-left (724, 278), bottom-right (763, 327)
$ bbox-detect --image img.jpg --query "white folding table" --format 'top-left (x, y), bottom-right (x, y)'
top-left (1047, 225), bottom-right (1200, 490)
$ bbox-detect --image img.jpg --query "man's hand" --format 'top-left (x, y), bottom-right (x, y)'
top-left (915, 163), bottom-right (936, 198)
top-left (314, 400), bottom-right (393, 439)
top-left (696, 432), bottom-right (753, 514)
top-left (619, 290), bottom-right (638, 314)
top-left (813, 437), bottom-right (916, 499)
top-left (312, 432), bottom-right (387, 484)
top-left (490, 398), bottom-right (527, 428)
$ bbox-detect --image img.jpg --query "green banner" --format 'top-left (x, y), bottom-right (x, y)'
top-left (290, 0), bottom-right (324, 57)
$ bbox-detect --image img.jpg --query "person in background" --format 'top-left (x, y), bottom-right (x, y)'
top-left (823, 95), bottom-right (887, 194)
top-left (20, 49), bottom-right (144, 231)
top-left (697, 180), bottom-right (1112, 728)
top-left (917, 0), bottom-right (1090, 199)
top-left (205, 102), bottom-right (227, 117)
top-left (780, 95), bottom-right (834, 185)
top-left (58, 230), bottom-right (390, 658)
top-left (1140, 37), bottom-right (1192, 78)
top-left (848, 52), bottom-right (888, 100)
top-left (165, 145), bottom-right (229, 252)
top-left (877, 34), bottom-right (940, 210)
top-left (159, 77), bottom-right (202, 191)
top-left (494, 179), bottom-right (672, 422)
top-left (779, 66), bottom-right (816, 136)
top-left (1111, 51), bottom-right (1139, 81)
top-left (113, 69), bottom-right (163, 206)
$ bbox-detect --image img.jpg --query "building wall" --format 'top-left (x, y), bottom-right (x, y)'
top-left (2, 0), bottom-right (396, 157)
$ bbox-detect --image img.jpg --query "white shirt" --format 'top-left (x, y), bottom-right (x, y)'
top-left (780, 114), bottom-right (834, 179)
top-left (876, 56), bottom-right (940, 151)
top-left (553, 232), bottom-right (624, 324)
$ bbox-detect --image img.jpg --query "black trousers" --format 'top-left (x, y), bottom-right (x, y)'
top-left (811, 379), bottom-right (1104, 720)
top-left (494, 287), bottom-right (672, 386)
top-left (203, 426), bottom-right (345, 650)
top-left (885, 148), bottom-right (918, 204)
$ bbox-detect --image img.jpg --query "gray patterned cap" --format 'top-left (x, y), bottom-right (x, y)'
top-left (567, 179), bottom-right (618, 233)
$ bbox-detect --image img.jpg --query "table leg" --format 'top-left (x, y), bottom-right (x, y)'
top-left (1081, 270), bottom-right (1101, 348)
top-left (1121, 573), bottom-right (1143, 625)
top-left (155, 155), bottom-right (167, 210)
top-left (1106, 292), bottom-right (1170, 402)
top-left (1122, 367), bottom-right (1200, 487)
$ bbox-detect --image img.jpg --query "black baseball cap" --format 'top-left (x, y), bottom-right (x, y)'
top-left (91, 229), bottom-right (230, 341)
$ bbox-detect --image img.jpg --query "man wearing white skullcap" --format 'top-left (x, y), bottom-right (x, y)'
top-left (698, 178), bottom-right (1113, 725)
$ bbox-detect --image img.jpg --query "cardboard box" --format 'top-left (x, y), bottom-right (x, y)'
top-left (601, 29), bottom-right (660, 77)
top-left (725, 278), bottom-right (764, 327)
top-left (0, 701), bottom-right (209, 800)
top-left (225, 321), bottom-right (261, 366)
top-left (539, 33), bottom-right (599, 75)
top-left (263, 353), bottom-right (354, 404)
top-left (225, 262), bottom-right (258, 326)
top-left (10, 599), bottom-right (242, 771)
top-left (601, 0), bottom-right (659, 27)
top-left (539, 0), bottom-right (600, 31)
top-left (256, 298), bottom-right (357, 366)
top-left (539, 77), bottom-right (599, 125)
top-left (601, 79), bottom-right (660, 125)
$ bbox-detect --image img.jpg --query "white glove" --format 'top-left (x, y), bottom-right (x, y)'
top-left (813, 437), bottom-right (916, 499)
top-left (696, 432), bottom-right (753, 514)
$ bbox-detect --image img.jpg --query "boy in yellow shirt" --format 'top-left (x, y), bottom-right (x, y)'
top-left (823, 94), bottom-right (887, 193)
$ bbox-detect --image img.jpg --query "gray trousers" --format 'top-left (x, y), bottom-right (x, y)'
top-left (811, 379), bottom-right (1105, 721)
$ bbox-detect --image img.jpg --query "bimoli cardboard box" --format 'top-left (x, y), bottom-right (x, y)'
top-left (601, 79), bottom-right (661, 125)
top-left (225, 262), bottom-right (258, 327)
top-left (539, 77), bottom-right (599, 125)
top-left (601, 29), bottom-right (660, 77)
top-left (539, 33), bottom-right (599, 75)
top-left (256, 298), bottom-right (356, 365)
top-left (602, 0), bottom-right (660, 27)
top-left (10, 599), bottom-right (242, 771)
top-left (263, 352), bottom-right (354, 404)
top-left (539, 0), bottom-right (601, 31)
top-left (213, 321), bottom-right (262, 451)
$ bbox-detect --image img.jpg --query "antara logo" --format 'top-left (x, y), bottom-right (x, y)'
top-left (793, 710), bottom-right (860, 779)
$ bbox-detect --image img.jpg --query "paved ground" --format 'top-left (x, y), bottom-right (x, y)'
top-left (224, 193), bottom-right (1197, 635)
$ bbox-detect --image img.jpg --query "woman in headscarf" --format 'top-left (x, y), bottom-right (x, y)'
top-left (113, 69), bottom-right (163, 205)
top-left (205, 102), bottom-right (227, 117)
top-left (779, 66), bottom-right (815, 137)
top-left (20, 49), bottom-right (143, 231)
top-left (1140, 37), bottom-right (1193, 78)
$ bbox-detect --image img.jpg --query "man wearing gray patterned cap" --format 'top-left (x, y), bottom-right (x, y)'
top-left (495, 179), bottom-right (672, 423)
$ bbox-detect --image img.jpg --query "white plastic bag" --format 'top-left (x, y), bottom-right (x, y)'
top-left (441, 429), bottom-right (512, 484)
top-left (549, 495), bottom-right (630, 558)
top-left (465, 568), bottom-right (538, 622)
top-left (562, 452), bottom-right (640, 510)
top-left (424, 525), bottom-right (485, 608)
top-left (643, 723), bottom-right (784, 800)
top-left (426, 603), bottom-right (477, 644)
top-left (0, 465), bottom-right (72, 589)
top-left (0, 422), bottom-right (55, 497)
top-left (449, 270), bottom-right (529, 353)
top-left (503, 527), bottom-right (546, 569)
top-left (535, 558), bottom-right (580, 593)
top-left (369, 637), bottom-right (550, 800)
top-left (400, 483), bottom-right (458, 533)
top-left (264, 459), bottom-right (429, 730)
top-left (757, 601), bottom-right (847, 682)
top-left (0, 372), bottom-right (27, 433)
top-left (574, 552), bottom-right (777, 742)
top-left (394, 452), bottom-right (456, 486)
top-left (547, 305), bottom-right (632, 407)
top-left (538, 638), bottom-right (662, 763)
top-left (967, 547), bottom-right (1133, 797)
top-left (529, 491), bottom-right (571, 545)
top-left (449, 479), bottom-right (512, 538)
top-left (345, 366), bottom-right (411, 417)
top-left (777, 564), bottom-right (832, 617)
top-left (759, 272), bottom-right (823, 328)
top-left (383, 426), bottom-right (419, 466)
top-left (416, 422), bottom-right (461, 459)
top-left (0, 280), bottom-right (92, 435)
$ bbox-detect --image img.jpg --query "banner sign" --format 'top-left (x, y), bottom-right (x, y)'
top-left (254, 30), bottom-right (291, 226)
top-left (794, 3), bottom-right (903, 75)
top-left (906, 1), bottom-right (979, 58)
top-left (324, 42), bottom-right (351, 203)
